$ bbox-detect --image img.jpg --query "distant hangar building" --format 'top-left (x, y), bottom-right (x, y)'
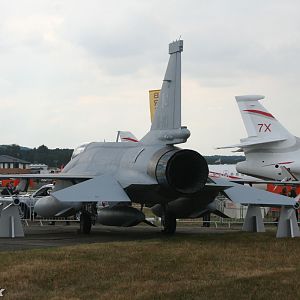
top-left (0, 155), bottom-right (31, 174)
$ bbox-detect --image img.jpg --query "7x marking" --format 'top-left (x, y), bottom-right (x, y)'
top-left (258, 123), bottom-right (271, 132)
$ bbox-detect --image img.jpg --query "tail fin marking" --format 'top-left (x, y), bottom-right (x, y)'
top-left (236, 95), bottom-right (294, 143)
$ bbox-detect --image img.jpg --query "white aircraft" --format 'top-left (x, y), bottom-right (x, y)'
top-left (218, 95), bottom-right (300, 181)
top-left (208, 164), bottom-right (255, 181)
top-left (0, 42), bottom-right (297, 236)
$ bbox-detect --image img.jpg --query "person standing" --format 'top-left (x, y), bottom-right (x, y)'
top-left (281, 187), bottom-right (288, 196)
top-left (288, 187), bottom-right (298, 221)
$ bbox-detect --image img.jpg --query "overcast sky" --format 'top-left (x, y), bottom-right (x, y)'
top-left (1, 0), bottom-right (300, 155)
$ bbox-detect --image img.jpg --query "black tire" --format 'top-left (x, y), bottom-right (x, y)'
top-left (203, 213), bottom-right (211, 227)
top-left (80, 212), bottom-right (92, 234)
top-left (161, 213), bottom-right (177, 234)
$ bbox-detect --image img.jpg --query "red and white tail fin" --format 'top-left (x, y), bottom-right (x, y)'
top-left (217, 95), bottom-right (293, 150)
top-left (118, 131), bottom-right (139, 143)
top-left (236, 95), bottom-right (293, 142)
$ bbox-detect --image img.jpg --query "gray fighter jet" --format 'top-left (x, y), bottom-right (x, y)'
top-left (36, 39), bottom-right (211, 234)
top-left (0, 40), bottom-right (297, 235)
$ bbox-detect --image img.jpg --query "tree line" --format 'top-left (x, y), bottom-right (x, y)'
top-left (204, 155), bottom-right (245, 165)
top-left (0, 144), bottom-right (73, 168)
top-left (0, 144), bottom-right (245, 168)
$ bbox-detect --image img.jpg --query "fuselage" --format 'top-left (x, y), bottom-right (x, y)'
top-left (225, 95), bottom-right (300, 181)
top-left (237, 137), bottom-right (300, 180)
top-left (35, 141), bottom-right (211, 218)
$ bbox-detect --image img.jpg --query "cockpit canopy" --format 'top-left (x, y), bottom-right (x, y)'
top-left (71, 143), bottom-right (89, 159)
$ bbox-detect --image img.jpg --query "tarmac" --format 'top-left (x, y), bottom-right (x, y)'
top-left (0, 222), bottom-right (240, 252)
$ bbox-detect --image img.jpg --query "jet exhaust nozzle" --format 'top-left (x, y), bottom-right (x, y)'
top-left (149, 149), bottom-right (208, 195)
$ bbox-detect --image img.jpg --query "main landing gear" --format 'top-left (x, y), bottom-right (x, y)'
top-left (79, 212), bottom-right (92, 234)
top-left (161, 208), bottom-right (177, 235)
top-left (79, 203), bottom-right (97, 234)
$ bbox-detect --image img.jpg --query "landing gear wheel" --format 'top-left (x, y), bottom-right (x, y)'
top-left (162, 213), bottom-right (177, 235)
top-left (203, 213), bottom-right (211, 227)
top-left (80, 212), bottom-right (92, 234)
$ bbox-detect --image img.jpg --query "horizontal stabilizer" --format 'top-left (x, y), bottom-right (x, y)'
top-left (216, 137), bottom-right (286, 149)
top-left (52, 175), bottom-right (131, 203)
top-left (213, 178), bottom-right (298, 207)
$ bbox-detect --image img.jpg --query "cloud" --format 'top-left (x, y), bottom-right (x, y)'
top-left (0, 0), bottom-right (300, 154)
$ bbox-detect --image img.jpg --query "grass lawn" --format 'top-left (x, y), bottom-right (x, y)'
top-left (0, 231), bottom-right (300, 299)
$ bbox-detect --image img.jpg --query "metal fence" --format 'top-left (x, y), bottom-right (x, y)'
top-left (19, 204), bottom-right (80, 226)
top-left (18, 204), bottom-right (286, 229)
top-left (4, 191), bottom-right (293, 228)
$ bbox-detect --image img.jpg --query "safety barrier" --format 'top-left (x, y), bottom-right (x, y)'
top-left (13, 194), bottom-right (299, 228)
top-left (19, 204), bottom-right (79, 225)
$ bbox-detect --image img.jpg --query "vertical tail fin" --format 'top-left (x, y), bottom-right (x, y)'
top-left (236, 95), bottom-right (294, 142)
top-left (142, 40), bottom-right (190, 145)
top-left (151, 41), bottom-right (182, 130)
